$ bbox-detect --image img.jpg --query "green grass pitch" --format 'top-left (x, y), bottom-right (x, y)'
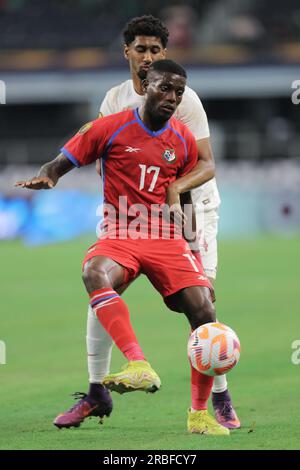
top-left (1, 235), bottom-right (300, 450)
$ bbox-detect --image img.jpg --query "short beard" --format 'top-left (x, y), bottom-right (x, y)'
top-left (147, 106), bottom-right (168, 129)
top-left (137, 69), bottom-right (147, 81)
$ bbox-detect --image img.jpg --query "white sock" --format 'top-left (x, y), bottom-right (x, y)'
top-left (86, 305), bottom-right (114, 384)
top-left (212, 317), bottom-right (228, 393)
top-left (212, 374), bottom-right (228, 393)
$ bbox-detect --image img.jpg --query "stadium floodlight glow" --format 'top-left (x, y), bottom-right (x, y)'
top-left (0, 80), bottom-right (6, 104)
top-left (0, 340), bottom-right (6, 365)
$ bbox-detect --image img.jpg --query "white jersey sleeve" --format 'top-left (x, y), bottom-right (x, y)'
top-left (99, 80), bottom-right (144, 117)
top-left (174, 86), bottom-right (210, 141)
top-left (176, 87), bottom-right (220, 214)
top-left (99, 86), bottom-right (120, 116)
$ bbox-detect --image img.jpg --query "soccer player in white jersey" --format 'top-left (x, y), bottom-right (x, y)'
top-left (54, 15), bottom-right (240, 430)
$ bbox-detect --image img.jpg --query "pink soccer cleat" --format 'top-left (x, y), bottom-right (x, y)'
top-left (212, 391), bottom-right (241, 429)
top-left (53, 388), bottom-right (113, 429)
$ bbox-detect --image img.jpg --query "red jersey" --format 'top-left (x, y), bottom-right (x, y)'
top-left (62, 108), bottom-right (198, 238)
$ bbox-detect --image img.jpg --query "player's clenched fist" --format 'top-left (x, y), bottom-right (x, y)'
top-left (15, 176), bottom-right (55, 190)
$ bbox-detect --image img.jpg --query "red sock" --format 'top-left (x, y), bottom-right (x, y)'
top-left (89, 288), bottom-right (146, 362)
top-left (190, 361), bottom-right (214, 410)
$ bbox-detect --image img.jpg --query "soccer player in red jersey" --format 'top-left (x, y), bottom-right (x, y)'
top-left (16, 60), bottom-right (229, 435)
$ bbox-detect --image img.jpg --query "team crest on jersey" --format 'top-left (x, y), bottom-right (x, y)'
top-left (78, 122), bottom-right (93, 135)
top-left (163, 148), bottom-right (176, 163)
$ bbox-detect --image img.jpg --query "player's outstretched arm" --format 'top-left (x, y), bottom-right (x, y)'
top-left (15, 153), bottom-right (75, 190)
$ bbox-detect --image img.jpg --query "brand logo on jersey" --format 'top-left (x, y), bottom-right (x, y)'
top-left (78, 122), bottom-right (93, 135)
top-left (125, 146), bottom-right (141, 153)
top-left (163, 148), bottom-right (176, 163)
top-left (198, 275), bottom-right (208, 281)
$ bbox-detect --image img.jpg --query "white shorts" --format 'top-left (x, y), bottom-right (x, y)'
top-left (198, 209), bottom-right (219, 280)
top-left (191, 180), bottom-right (220, 280)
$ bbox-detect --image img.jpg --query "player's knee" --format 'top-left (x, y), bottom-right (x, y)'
top-left (82, 261), bottom-right (111, 293)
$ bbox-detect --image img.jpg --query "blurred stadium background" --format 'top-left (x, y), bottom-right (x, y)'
top-left (0, 0), bottom-right (300, 241)
top-left (1, 0), bottom-right (300, 451)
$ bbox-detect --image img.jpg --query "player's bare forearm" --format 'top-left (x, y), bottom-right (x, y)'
top-left (180, 191), bottom-right (198, 248)
top-left (168, 137), bottom-right (215, 197)
top-left (15, 153), bottom-right (75, 190)
top-left (166, 137), bottom-right (215, 249)
top-left (38, 153), bottom-right (75, 183)
top-left (170, 159), bottom-right (214, 194)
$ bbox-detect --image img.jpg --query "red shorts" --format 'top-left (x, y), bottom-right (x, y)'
top-left (83, 238), bottom-right (213, 303)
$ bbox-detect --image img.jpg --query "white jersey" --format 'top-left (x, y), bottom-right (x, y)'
top-left (99, 79), bottom-right (220, 211)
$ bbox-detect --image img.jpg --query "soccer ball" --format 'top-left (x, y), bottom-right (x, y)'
top-left (188, 322), bottom-right (240, 376)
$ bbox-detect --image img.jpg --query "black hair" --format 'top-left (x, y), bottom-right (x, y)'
top-left (123, 15), bottom-right (169, 48)
top-left (148, 59), bottom-right (187, 78)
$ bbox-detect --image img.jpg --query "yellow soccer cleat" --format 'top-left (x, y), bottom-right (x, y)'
top-left (187, 409), bottom-right (230, 436)
top-left (103, 360), bottom-right (161, 394)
